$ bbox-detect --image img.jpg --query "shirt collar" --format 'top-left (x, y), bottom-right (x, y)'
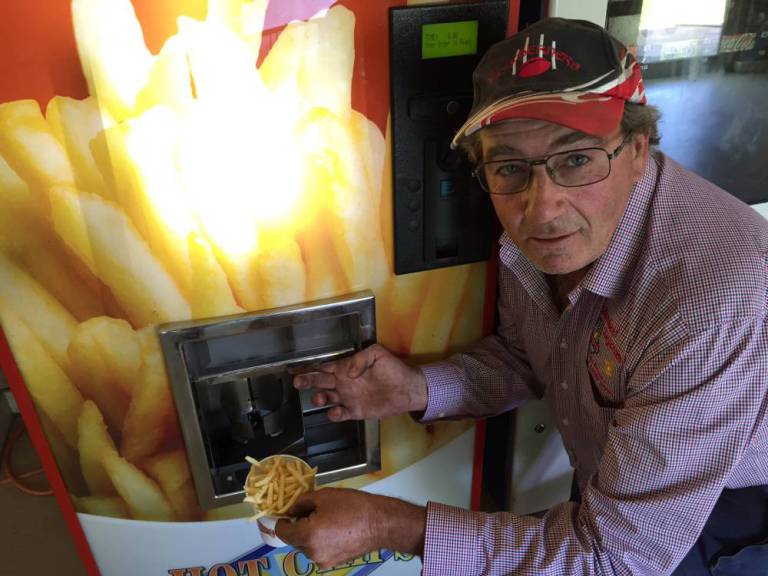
top-left (498, 155), bottom-right (662, 302)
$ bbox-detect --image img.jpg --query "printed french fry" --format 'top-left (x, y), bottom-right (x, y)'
top-left (39, 411), bottom-right (88, 496)
top-left (0, 304), bottom-right (84, 448)
top-left (378, 271), bottom-right (432, 354)
top-left (259, 19), bottom-right (306, 110)
top-left (143, 450), bottom-right (200, 521)
top-left (0, 152), bottom-right (37, 219)
top-left (296, 6), bottom-right (355, 120)
top-left (237, 0), bottom-right (268, 60)
top-left (187, 233), bottom-right (245, 317)
top-left (73, 496), bottom-right (130, 519)
top-left (0, 100), bottom-right (75, 200)
top-left (134, 35), bottom-right (194, 116)
top-left (46, 96), bottom-right (114, 197)
top-left (0, 252), bottom-right (77, 373)
top-left (0, 211), bottom-right (112, 322)
top-left (102, 449), bottom-right (175, 521)
top-left (49, 185), bottom-right (191, 327)
top-left (409, 264), bottom-right (473, 357)
top-left (295, 222), bottom-right (349, 302)
top-left (206, 0), bottom-right (268, 60)
top-left (446, 262), bottom-right (487, 354)
top-left (78, 400), bottom-right (118, 496)
top-left (177, 15), bottom-right (264, 107)
top-left (121, 328), bottom-right (176, 462)
top-left (253, 230), bottom-right (307, 310)
top-left (298, 108), bottom-right (389, 294)
top-left (349, 109), bottom-right (386, 219)
top-left (68, 317), bottom-right (141, 432)
top-left (71, 0), bottom-right (153, 121)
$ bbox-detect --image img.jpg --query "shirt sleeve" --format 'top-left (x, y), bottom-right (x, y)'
top-left (422, 318), bottom-right (768, 576)
top-left (420, 265), bottom-right (540, 422)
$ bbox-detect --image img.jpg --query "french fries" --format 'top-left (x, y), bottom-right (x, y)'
top-left (78, 400), bottom-right (118, 496)
top-left (71, 0), bottom-right (153, 122)
top-left (120, 328), bottom-right (177, 463)
top-left (0, 252), bottom-right (77, 373)
top-left (49, 185), bottom-right (191, 327)
top-left (0, 99), bottom-right (76, 197)
top-left (0, 304), bottom-right (84, 448)
top-left (46, 95), bottom-right (114, 197)
top-left (244, 455), bottom-right (318, 520)
top-left (143, 450), bottom-right (201, 521)
top-left (102, 449), bottom-right (175, 521)
top-left (68, 317), bottom-right (141, 432)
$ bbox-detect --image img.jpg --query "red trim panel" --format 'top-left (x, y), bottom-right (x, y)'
top-left (507, 0), bottom-right (522, 35)
top-left (0, 328), bottom-right (101, 576)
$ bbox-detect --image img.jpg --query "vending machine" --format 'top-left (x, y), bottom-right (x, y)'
top-left (0, 1), bottom-right (518, 574)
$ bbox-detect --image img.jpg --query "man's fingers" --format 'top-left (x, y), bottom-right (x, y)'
top-left (312, 390), bottom-right (340, 407)
top-left (275, 517), bottom-right (308, 546)
top-left (347, 346), bottom-right (378, 378)
top-left (293, 371), bottom-right (338, 391)
top-left (286, 493), bottom-right (317, 518)
top-left (327, 404), bottom-right (352, 422)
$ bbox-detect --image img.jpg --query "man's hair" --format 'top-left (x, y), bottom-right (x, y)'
top-left (459, 102), bottom-right (662, 166)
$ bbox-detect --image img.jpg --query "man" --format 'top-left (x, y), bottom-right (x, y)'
top-left (277, 18), bottom-right (768, 575)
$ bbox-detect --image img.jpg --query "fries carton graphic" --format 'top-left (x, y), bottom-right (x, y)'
top-left (0, 1), bottom-right (489, 574)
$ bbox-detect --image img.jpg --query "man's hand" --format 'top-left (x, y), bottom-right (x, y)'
top-left (292, 344), bottom-right (427, 421)
top-left (275, 488), bottom-right (426, 570)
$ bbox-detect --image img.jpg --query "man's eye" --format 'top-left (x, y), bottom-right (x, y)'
top-left (495, 162), bottom-right (526, 177)
top-left (564, 153), bottom-right (591, 167)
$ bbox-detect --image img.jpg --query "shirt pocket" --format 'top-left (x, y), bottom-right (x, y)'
top-left (585, 322), bottom-right (626, 410)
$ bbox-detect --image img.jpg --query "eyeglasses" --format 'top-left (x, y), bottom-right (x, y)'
top-left (473, 134), bottom-right (633, 196)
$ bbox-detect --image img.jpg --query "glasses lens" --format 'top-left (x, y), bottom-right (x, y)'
top-left (548, 149), bottom-right (610, 187)
top-left (481, 160), bottom-right (530, 195)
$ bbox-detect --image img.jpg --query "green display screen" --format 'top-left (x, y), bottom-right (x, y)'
top-left (422, 20), bottom-right (479, 60)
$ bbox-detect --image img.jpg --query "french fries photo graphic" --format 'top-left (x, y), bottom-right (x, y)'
top-left (0, 0), bottom-right (486, 523)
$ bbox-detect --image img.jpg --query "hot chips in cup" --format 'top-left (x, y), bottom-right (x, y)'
top-left (243, 454), bottom-right (317, 520)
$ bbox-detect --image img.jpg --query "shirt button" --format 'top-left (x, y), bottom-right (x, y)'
top-left (560, 339), bottom-right (567, 349)
top-left (438, 412), bottom-right (445, 418)
top-left (562, 417), bottom-right (569, 426)
top-left (560, 381), bottom-right (568, 390)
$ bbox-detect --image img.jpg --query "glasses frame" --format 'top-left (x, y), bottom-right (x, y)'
top-left (473, 133), bottom-right (634, 195)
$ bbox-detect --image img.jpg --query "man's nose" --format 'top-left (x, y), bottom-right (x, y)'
top-left (521, 165), bottom-right (566, 224)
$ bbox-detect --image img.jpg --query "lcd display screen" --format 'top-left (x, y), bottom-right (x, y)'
top-left (422, 20), bottom-right (479, 59)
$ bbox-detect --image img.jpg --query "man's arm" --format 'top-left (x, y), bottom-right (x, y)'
top-left (420, 263), bottom-right (540, 421)
top-left (294, 263), bottom-right (539, 422)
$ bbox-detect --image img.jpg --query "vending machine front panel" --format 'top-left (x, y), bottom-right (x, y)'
top-left (158, 291), bottom-right (379, 509)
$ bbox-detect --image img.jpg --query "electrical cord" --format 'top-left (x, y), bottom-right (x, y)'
top-left (0, 419), bottom-right (53, 497)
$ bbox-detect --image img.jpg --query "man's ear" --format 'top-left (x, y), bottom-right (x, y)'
top-left (630, 132), bottom-right (650, 183)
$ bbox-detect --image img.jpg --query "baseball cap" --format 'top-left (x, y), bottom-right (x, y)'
top-left (451, 17), bottom-right (646, 149)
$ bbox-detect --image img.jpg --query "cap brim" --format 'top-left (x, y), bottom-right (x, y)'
top-left (451, 93), bottom-right (625, 149)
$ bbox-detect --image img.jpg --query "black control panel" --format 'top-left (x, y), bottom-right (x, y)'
top-left (390, 1), bottom-right (508, 275)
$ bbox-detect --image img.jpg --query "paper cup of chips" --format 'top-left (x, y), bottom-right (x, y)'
top-left (244, 454), bottom-right (318, 547)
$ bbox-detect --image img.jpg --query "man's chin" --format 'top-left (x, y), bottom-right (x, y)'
top-left (528, 253), bottom-right (590, 276)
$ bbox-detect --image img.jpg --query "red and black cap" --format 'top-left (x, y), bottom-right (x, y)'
top-left (451, 17), bottom-right (646, 149)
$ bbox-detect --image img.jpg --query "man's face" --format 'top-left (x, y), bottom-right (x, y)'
top-left (478, 119), bottom-right (649, 276)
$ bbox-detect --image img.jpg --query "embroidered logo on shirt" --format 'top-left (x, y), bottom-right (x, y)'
top-left (587, 307), bottom-right (624, 405)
